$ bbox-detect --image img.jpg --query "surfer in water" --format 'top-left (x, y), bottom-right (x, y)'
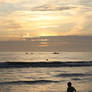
top-left (67, 82), bottom-right (76, 92)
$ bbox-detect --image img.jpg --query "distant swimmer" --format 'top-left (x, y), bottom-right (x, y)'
top-left (46, 59), bottom-right (48, 61)
top-left (67, 82), bottom-right (76, 92)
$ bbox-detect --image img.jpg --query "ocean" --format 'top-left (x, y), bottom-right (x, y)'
top-left (0, 52), bottom-right (92, 92)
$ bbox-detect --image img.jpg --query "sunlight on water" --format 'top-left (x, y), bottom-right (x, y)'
top-left (0, 52), bottom-right (92, 92)
top-left (0, 67), bottom-right (92, 92)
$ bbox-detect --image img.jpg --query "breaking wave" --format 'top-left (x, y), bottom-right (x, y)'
top-left (0, 61), bottom-right (92, 68)
top-left (0, 80), bottom-right (59, 85)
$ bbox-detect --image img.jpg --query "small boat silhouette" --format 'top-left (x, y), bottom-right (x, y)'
top-left (53, 52), bottom-right (59, 54)
top-left (25, 53), bottom-right (28, 54)
top-left (30, 53), bottom-right (33, 54)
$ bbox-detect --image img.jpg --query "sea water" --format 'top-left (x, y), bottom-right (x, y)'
top-left (0, 52), bottom-right (92, 92)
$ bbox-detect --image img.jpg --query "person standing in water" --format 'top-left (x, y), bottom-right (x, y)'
top-left (67, 82), bottom-right (76, 92)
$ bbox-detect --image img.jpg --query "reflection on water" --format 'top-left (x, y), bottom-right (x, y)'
top-left (0, 67), bottom-right (92, 92)
top-left (0, 52), bottom-right (92, 92)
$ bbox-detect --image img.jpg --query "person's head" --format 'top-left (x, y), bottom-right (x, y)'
top-left (67, 82), bottom-right (72, 87)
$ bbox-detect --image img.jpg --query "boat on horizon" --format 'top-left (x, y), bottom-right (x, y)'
top-left (53, 52), bottom-right (59, 54)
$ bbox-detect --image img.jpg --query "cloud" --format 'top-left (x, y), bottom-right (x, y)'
top-left (31, 4), bottom-right (76, 11)
top-left (0, 19), bottom-right (21, 31)
top-left (79, 0), bottom-right (92, 4)
top-left (0, 0), bottom-right (20, 3)
top-left (0, 3), bottom-right (21, 16)
top-left (0, 0), bottom-right (92, 39)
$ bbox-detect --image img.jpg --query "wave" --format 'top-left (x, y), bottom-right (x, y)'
top-left (0, 80), bottom-right (59, 85)
top-left (56, 73), bottom-right (92, 77)
top-left (0, 61), bottom-right (92, 68)
top-left (56, 73), bottom-right (92, 81)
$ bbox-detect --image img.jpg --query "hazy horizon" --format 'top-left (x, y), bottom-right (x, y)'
top-left (0, 35), bottom-right (92, 52)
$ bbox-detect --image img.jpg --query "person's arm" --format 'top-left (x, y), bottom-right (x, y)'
top-left (74, 88), bottom-right (76, 92)
top-left (73, 87), bottom-right (76, 92)
top-left (67, 88), bottom-right (69, 92)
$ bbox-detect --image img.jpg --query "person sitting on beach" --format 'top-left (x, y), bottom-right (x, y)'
top-left (67, 82), bottom-right (76, 92)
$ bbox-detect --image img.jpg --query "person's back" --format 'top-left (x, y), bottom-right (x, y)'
top-left (67, 82), bottom-right (76, 92)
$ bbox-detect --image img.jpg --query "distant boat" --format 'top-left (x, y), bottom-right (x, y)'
top-left (25, 52), bottom-right (33, 54)
top-left (25, 53), bottom-right (29, 54)
top-left (30, 53), bottom-right (33, 54)
top-left (53, 52), bottom-right (59, 54)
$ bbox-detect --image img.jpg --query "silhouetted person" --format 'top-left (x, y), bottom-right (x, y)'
top-left (67, 82), bottom-right (76, 92)
top-left (46, 59), bottom-right (48, 61)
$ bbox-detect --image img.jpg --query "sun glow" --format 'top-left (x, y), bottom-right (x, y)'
top-left (22, 33), bottom-right (31, 38)
top-left (29, 15), bottom-right (60, 21)
top-left (39, 32), bottom-right (59, 37)
top-left (22, 32), bottom-right (59, 38)
top-left (39, 33), bottom-right (50, 37)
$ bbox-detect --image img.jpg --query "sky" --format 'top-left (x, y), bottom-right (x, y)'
top-left (0, 0), bottom-right (92, 39)
top-left (0, 0), bottom-right (92, 51)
